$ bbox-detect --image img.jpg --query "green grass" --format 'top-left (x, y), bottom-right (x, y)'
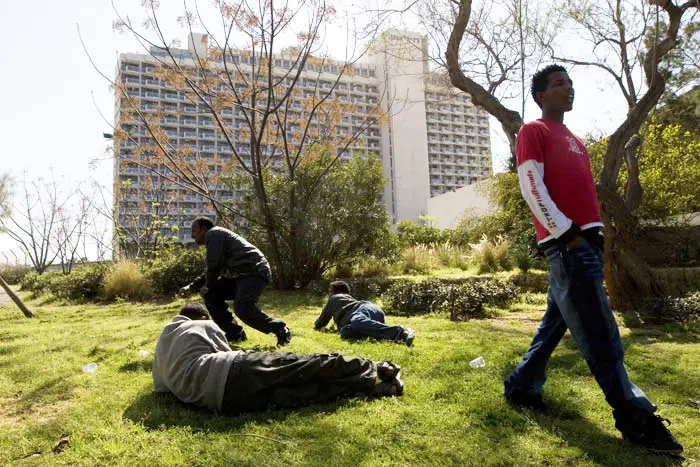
top-left (0, 291), bottom-right (698, 466)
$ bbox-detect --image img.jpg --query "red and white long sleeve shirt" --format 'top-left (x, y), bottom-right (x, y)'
top-left (516, 119), bottom-right (603, 244)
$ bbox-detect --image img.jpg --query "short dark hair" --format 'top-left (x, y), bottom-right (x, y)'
top-left (192, 217), bottom-right (214, 230)
top-left (330, 280), bottom-right (350, 295)
top-left (179, 303), bottom-right (211, 320)
top-left (531, 64), bottom-right (567, 108)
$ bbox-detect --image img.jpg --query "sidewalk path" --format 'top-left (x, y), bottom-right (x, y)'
top-left (0, 284), bottom-right (15, 305)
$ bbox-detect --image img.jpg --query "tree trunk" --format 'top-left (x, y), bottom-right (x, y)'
top-left (0, 275), bottom-right (35, 318)
top-left (598, 189), bottom-right (667, 310)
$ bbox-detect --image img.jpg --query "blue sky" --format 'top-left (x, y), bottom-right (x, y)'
top-left (0, 0), bottom-right (628, 259)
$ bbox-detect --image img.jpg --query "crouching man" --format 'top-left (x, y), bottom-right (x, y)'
top-left (152, 303), bottom-right (404, 414)
top-left (315, 281), bottom-right (415, 346)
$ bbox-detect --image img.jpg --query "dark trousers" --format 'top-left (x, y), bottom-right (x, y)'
top-left (204, 275), bottom-right (286, 340)
top-left (339, 303), bottom-right (405, 341)
top-left (504, 243), bottom-right (655, 419)
top-left (221, 351), bottom-right (377, 413)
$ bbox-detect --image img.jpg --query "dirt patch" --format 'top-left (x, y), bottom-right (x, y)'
top-left (0, 395), bottom-right (74, 428)
top-left (0, 286), bottom-right (12, 306)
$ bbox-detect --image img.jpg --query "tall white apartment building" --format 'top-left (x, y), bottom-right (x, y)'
top-left (114, 30), bottom-right (491, 245)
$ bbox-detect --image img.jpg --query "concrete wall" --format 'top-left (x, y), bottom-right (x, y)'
top-left (426, 178), bottom-right (495, 229)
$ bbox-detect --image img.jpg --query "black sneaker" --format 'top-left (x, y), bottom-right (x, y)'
top-left (377, 361), bottom-right (401, 382)
top-left (504, 390), bottom-right (546, 411)
top-left (617, 414), bottom-right (684, 455)
top-left (402, 328), bottom-right (415, 347)
top-left (227, 330), bottom-right (247, 343)
top-left (276, 327), bottom-right (292, 346)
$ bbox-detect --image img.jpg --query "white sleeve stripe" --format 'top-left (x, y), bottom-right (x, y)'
top-left (518, 159), bottom-right (572, 238)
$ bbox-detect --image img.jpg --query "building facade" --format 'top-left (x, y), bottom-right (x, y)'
top-left (113, 30), bottom-right (491, 248)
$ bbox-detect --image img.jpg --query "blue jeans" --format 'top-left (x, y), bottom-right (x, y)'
top-left (339, 303), bottom-right (405, 341)
top-left (504, 242), bottom-right (655, 415)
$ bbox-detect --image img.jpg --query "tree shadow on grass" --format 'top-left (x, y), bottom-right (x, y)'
top-left (119, 360), bottom-right (152, 373)
top-left (430, 323), bottom-right (687, 466)
top-left (542, 332), bottom-right (700, 404)
top-left (124, 389), bottom-right (368, 433)
top-left (122, 389), bottom-right (379, 464)
top-left (492, 405), bottom-right (685, 467)
top-left (478, 361), bottom-right (684, 466)
top-left (623, 323), bottom-right (700, 345)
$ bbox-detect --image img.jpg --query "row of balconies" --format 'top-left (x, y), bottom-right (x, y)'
top-left (426, 114), bottom-right (489, 125)
top-left (425, 105), bottom-right (480, 115)
top-left (429, 167), bottom-right (490, 175)
top-left (426, 124), bottom-right (489, 134)
top-left (123, 77), bottom-right (380, 96)
top-left (121, 59), bottom-right (379, 83)
top-left (122, 130), bottom-right (381, 146)
top-left (131, 101), bottom-right (379, 117)
top-left (125, 78), bottom-right (380, 96)
top-left (428, 135), bottom-right (486, 144)
top-left (425, 92), bottom-right (472, 103)
top-left (429, 176), bottom-right (482, 187)
top-left (140, 120), bottom-right (380, 133)
top-left (428, 146), bottom-right (490, 156)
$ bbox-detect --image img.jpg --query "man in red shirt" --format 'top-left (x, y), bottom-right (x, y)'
top-left (503, 64), bottom-right (682, 454)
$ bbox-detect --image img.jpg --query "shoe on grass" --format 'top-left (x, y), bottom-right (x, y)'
top-left (227, 330), bottom-right (247, 343)
top-left (504, 390), bottom-right (546, 411)
top-left (398, 327), bottom-right (415, 347)
top-left (377, 361), bottom-right (401, 383)
top-left (374, 374), bottom-right (404, 397)
top-left (616, 413), bottom-right (684, 455)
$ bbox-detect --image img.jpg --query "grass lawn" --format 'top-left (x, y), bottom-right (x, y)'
top-left (0, 290), bottom-right (698, 466)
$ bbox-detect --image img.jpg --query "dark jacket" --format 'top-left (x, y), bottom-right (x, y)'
top-left (192, 227), bottom-right (271, 288)
top-left (314, 294), bottom-right (365, 330)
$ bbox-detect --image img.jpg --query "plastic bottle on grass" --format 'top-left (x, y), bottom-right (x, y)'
top-left (469, 356), bottom-right (485, 368)
top-left (81, 363), bottom-right (97, 373)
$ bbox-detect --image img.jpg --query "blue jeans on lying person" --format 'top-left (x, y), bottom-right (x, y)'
top-left (504, 241), bottom-right (656, 416)
top-left (339, 303), bottom-right (405, 341)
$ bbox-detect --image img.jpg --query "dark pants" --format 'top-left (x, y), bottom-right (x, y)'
top-left (504, 242), bottom-right (655, 421)
top-left (204, 275), bottom-right (286, 340)
top-left (221, 351), bottom-right (377, 413)
top-left (339, 303), bottom-right (405, 341)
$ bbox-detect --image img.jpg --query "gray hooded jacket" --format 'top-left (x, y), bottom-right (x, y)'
top-left (152, 316), bottom-right (240, 411)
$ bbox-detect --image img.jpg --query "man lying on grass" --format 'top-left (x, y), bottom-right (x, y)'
top-left (152, 303), bottom-right (404, 414)
top-left (315, 281), bottom-right (415, 346)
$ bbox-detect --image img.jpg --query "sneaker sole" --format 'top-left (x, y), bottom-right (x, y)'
top-left (649, 448), bottom-right (684, 455)
top-left (623, 438), bottom-right (684, 455)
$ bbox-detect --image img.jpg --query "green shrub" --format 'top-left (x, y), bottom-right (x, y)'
top-left (511, 246), bottom-right (534, 273)
top-left (54, 264), bottom-right (109, 300)
top-left (401, 245), bottom-right (437, 274)
top-left (383, 278), bottom-right (450, 315)
top-left (353, 256), bottom-right (395, 277)
top-left (472, 279), bottom-right (520, 308)
top-left (635, 292), bottom-right (700, 324)
top-left (470, 235), bottom-right (511, 273)
top-left (438, 284), bottom-right (487, 320)
top-left (331, 263), bottom-right (354, 278)
top-left (383, 277), bottom-right (520, 319)
top-left (103, 261), bottom-right (152, 300)
top-left (21, 264), bottom-right (109, 301)
top-left (142, 246), bottom-right (205, 295)
top-left (0, 265), bottom-right (32, 285)
top-left (434, 243), bottom-right (471, 270)
top-left (512, 272), bottom-right (549, 293)
top-left (19, 271), bottom-right (52, 294)
top-left (396, 218), bottom-right (452, 247)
